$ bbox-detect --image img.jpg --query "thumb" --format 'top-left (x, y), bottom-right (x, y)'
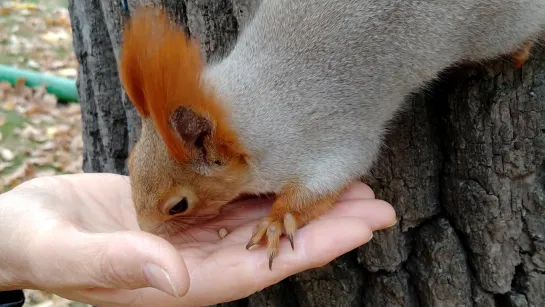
top-left (28, 230), bottom-right (189, 297)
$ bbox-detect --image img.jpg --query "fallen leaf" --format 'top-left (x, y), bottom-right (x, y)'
top-left (42, 93), bottom-right (58, 108)
top-left (27, 59), bottom-right (40, 69)
top-left (46, 126), bottom-right (57, 138)
top-left (0, 162), bottom-right (34, 188)
top-left (18, 124), bottom-right (45, 142)
top-left (34, 169), bottom-right (56, 178)
top-left (14, 77), bottom-right (26, 92)
top-left (37, 141), bottom-right (56, 152)
top-left (63, 103), bottom-right (81, 115)
top-left (70, 137), bottom-right (83, 151)
top-left (0, 148), bottom-right (15, 161)
top-left (22, 104), bottom-right (41, 116)
top-left (4, 2), bottom-right (38, 11)
top-left (32, 83), bottom-right (48, 98)
top-left (0, 7), bottom-right (10, 16)
top-left (56, 124), bottom-right (71, 136)
top-left (63, 156), bottom-right (83, 173)
top-left (27, 155), bottom-right (54, 167)
top-left (50, 60), bottom-right (65, 69)
top-left (0, 162), bottom-right (11, 172)
top-left (40, 31), bottom-right (69, 43)
top-left (0, 82), bottom-right (12, 91)
top-left (40, 31), bottom-right (59, 43)
top-left (1, 101), bottom-right (15, 111)
top-left (56, 68), bottom-right (77, 78)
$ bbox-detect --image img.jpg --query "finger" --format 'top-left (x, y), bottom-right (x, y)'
top-left (27, 229), bottom-right (190, 298)
top-left (56, 285), bottom-right (181, 307)
top-left (186, 217), bottom-right (373, 305)
top-left (339, 181), bottom-right (375, 200)
top-left (320, 199), bottom-right (397, 230)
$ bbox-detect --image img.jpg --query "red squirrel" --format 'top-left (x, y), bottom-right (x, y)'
top-left (119, 3), bottom-right (544, 269)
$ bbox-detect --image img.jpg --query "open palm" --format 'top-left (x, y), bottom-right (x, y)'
top-left (2, 173), bottom-right (396, 307)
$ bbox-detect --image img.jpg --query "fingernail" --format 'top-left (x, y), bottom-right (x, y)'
top-left (142, 263), bottom-right (179, 297)
top-left (388, 219), bottom-right (398, 228)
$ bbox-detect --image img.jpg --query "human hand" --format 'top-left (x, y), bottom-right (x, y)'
top-left (0, 173), bottom-right (396, 307)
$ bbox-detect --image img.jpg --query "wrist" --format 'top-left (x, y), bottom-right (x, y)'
top-left (0, 264), bottom-right (32, 291)
top-left (0, 195), bottom-right (35, 291)
top-left (0, 279), bottom-right (27, 292)
top-left (0, 236), bottom-right (37, 291)
top-left (0, 232), bottom-right (32, 291)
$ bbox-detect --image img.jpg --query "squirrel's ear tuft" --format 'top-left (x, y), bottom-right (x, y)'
top-left (118, 5), bottom-right (248, 166)
top-left (118, 5), bottom-right (165, 117)
top-left (118, 5), bottom-right (201, 161)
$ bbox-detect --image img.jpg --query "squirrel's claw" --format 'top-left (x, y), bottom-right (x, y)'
top-left (245, 219), bottom-right (270, 250)
top-left (246, 213), bottom-right (299, 270)
top-left (284, 213), bottom-right (297, 250)
top-left (511, 40), bottom-right (534, 69)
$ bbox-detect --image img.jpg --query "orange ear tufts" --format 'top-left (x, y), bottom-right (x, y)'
top-left (119, 5), bottom-right (246, 163)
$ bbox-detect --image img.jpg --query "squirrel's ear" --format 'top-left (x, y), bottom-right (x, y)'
top-left (170, 106), bottom-right (212, 149)
top-left (170, 105), bottom-right (249, 172)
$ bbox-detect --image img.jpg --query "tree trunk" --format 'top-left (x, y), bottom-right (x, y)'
top-left (68, 1), bottom-right (545, 306)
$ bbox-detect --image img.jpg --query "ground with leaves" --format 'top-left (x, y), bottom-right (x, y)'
top-left (1, 1), bottom-right (89, 306)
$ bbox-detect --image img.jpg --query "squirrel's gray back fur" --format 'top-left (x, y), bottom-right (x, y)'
top-left (203, 0), bottom-right (545, 197)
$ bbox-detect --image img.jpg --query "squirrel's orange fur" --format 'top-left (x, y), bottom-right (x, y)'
top-left (511, 40), bottom-right (534, 68)
top-left (119, 7), bottom-right (246, 163)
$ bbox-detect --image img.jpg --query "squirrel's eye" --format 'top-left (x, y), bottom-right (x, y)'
top-left (169, 197), bottom-right (189, 215)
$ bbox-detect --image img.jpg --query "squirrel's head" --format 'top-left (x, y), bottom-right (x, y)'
top-left (119, 6), bottom-right (250, 234)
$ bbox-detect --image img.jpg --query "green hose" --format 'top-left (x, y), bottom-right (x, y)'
top-left (0, 64), bottom-right (79, 102)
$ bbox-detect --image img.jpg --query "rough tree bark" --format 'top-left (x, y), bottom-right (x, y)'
top-left (68, 0), bottom-right (545, 306)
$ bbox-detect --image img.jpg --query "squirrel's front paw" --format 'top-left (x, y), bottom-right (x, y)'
top-left (246, 212), bottom-right (298, 270)
top-left (245, 185), bottom-right (344, 270)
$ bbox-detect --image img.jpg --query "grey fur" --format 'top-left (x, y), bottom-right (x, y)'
top-left (200, 0), bottom-right (545, 198)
